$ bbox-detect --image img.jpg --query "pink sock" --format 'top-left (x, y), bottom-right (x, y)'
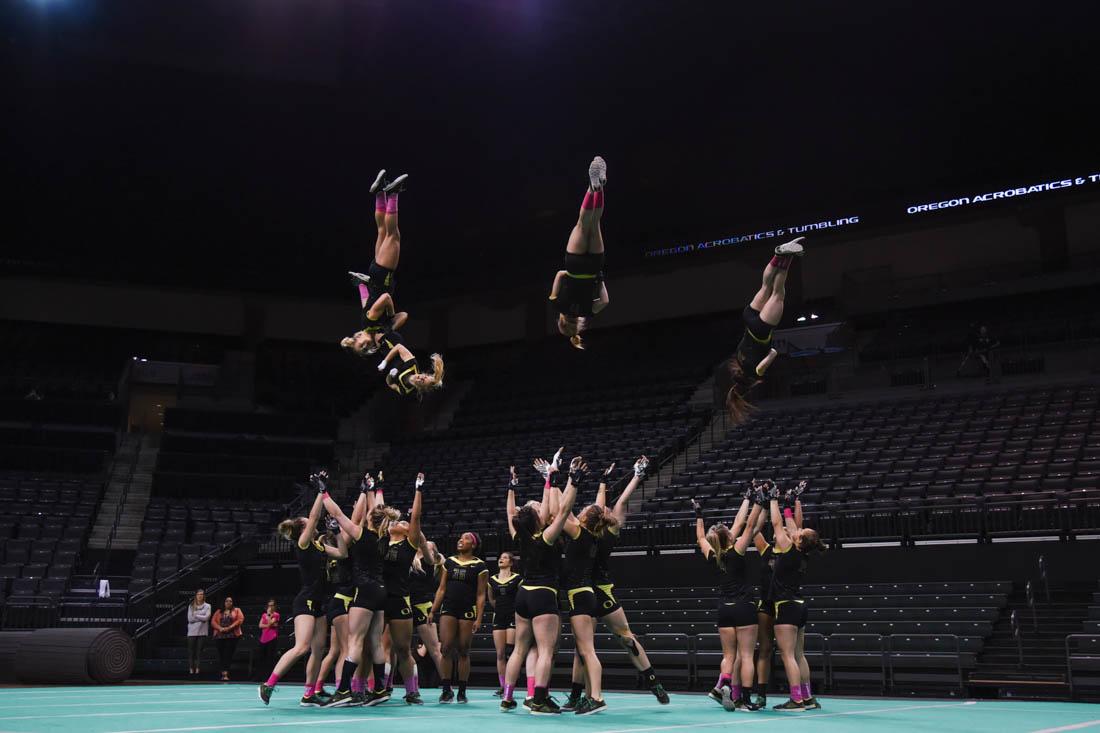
top-left (385, 193), bottom-right (399, 214)
top-left (265, 673), bottom-right (279, 687)
top-left (731, 684), bottom-right (741, 699)
top-left (717, 673), bottom-right (732, 689)
top-left (593, 190), bottom-right (604, 209)
top-left (526, 676), bottom-right (536, 697)
top-left (581, 190), bottom-right (595, 210)
top-left (503, 683), bottom-right (515, 702)
top-left (351, 677), bottom-right (363, 693)
top-left (313, 681), bottom-right (325, 694)
top-left (357, 282), bottom-right (370, 305)
top-left (406, 674), bottom-right (418, 695)
top-left (304, 683), bottom-right (314, 697)
top-left (498, 674), bottom-right (505, 688)
top-left (770, 254), bottom-right (793, 270)
top-left (375, 192), bottom-right (386, 213)
top-left (802, 682), bottom-right (812, 699)
top-left (790, 686), bottom-right (803, 703)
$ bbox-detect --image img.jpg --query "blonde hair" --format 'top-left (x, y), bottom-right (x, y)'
top-left (726, 361), bottom-right (760, 425)
top-left (412, 540), bottom-right (444, 575)
top-left (368, 505), bottom-right (402, 536)
top-left (579, 505), bottom-right (613, 536)
top-left (277, 517), bottom-right (306, 541)
top-left (705, 523), bottom-right (734, 569)
top-left (409, 354), bottom-right (445, 395)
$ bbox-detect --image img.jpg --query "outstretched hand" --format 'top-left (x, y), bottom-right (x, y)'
top-left (793, 480), bottom-right (808, 497)
top-left (568, 456), bottom-right (589, 482)
top-left (602, 462), bottom-right (616, 478)
top-left (533, 458), bottom-right (552, 479)
top-left (551, 447), bottom-right (564, 472)
top-left (361, 473), bottom-right (375, 492)
top-left (509, 465), bottom-right (519, 487)
top-left (415, 472), bottom-right (425, 490)
top-left (310, 470), bottom-right (330, 494)
top-left (633, 456), bottom-right (649, 477)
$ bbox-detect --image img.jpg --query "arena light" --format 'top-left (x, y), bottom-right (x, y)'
top-left (810, 313), bottom-right (820, 320)
top-left (797, 316), bottom-right (807, 322)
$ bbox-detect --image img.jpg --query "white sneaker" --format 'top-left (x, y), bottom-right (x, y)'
top-left (720, 685), bottom-right (737, 711)
top-left (369, 169), bottom-right (387, 193)
top-left (349, 271), bottom-right (370, 284)
top-left (588, 156), bottom-right (607, 190)
top-left (774, 236), bottom-right (805, 257)
top-left (384, 174), bottom-right (408, 193)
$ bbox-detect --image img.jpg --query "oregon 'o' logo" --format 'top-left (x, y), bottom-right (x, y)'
top-left (603, 599), bottom-right (614, 609)
top-left (464, 609), bottom-right (476, 619)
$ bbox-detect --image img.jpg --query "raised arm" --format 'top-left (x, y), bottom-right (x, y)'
top-left (299, 473), bottom-right (328, 549)
top-left (409, 472), bottom-right (424, 547)
top-left (612, 456), bottom-right (649, 526)
top-left (350, 473), bottom-right (373, 526)
top-left (736, 504), bottom-right (763, 554)
top-left (549, 270), bottom-right (567, 300)
top-left (506, 466), bottom-right (518, 539)
top-left (768, 482), bottom-right (792, 551)
top-left (728, 492), bottom-right (754, 540)
top-left (755, 348), bottom-right (779, 377)
top-left (323, 490), bottom-right (363, 542)
top-left (691, 498), bottom-right (713, 556)
top-left (324, 530), bottom-right (349, 559)
top-left (543, 457), bottom-right (583, 544)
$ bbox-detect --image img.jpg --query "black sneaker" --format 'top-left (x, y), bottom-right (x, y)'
top-left (802, 697), bottom-right (822, 710)
top-left (314, 690), bottom-right (333, 704)
top-left (773, 699), bottom-right (806, 712)
top-left (347, 692), bottom-right (367, 708)
top-left (493, 688), bottom-right (504, 698)
top-left (258, 684), bottom-right (274, 705)
top-left (364, 689), bottom-right (390, 707)
top-left (439, 689), bottom-right (455, 704)
top-left (752, 694), bottom-right (768, 709)
top-left (528, 700), bottom-right (561, 716)
top-left (576, 697), bottom-right (607, 716)
top-left (457, 690), bottom-right (468, 704)
top-left (322, 690), bottom-right (354, 708)
top-left (522, 697), bottom-right (534, 710)
top-left (650, 683), bottom-right (670, 705)
top-left (561, 692), bottom-right (583, 712)
top-left (299, 694), bottom-right (325, 708)
top-left (404, 692), bottom-right (423, 705)
top-left (500, 699), bottom-right (518, 712)
top-left (544, 696), bottom-right (561, 714)
top-left (708, 687), bottom-right (724, 704)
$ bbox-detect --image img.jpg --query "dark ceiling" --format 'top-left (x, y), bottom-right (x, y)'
top-left (4, 0), bottom-right (1098, 302)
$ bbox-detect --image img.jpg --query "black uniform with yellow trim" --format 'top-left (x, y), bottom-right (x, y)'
top-left (706, 546), bottom-right (757, 628)
top-left (325, 553), bottom-right (355, 624)
top-left (440, 555), bottom-right (488, 620)
top-left (488, 572), bottom-right (520, 630)
top-left (771, 544), bottom-right (809, 628)
top-left (551, 252), bottom-right (605, 318)
top-left (409, 563), bottom-right (441, 626)
top-left (350, 528), bottom-right (387, 612)
top-left (591, 529), bottom-right (622, 618)
top-left (359, 260), bottom-right (397, 313)
top-left (380, 535), bottom-right (418, 622)
top-left (562, 526), bottom-right (600, 618)
top-left (292, 537), bottom-right (329, 619)
top-left (386, 357), bottom-right (422, 397)
top-left (735, 306), bottom-right (775, 377)
top-left (515, 530), bottom-right (563, 619)
top-left (756, 543), bottom-right (777, 618)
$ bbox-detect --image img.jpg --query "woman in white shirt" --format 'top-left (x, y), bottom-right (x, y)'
top-left (186, 588), bottom-right (212, 676)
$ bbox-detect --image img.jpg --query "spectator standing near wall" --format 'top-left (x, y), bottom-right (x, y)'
top-left (212, 596), bottom-right (245, 681)
top-left (186, 589), bottom-right (211, 676)
top-left (256, 599), bottom-right (281, 680)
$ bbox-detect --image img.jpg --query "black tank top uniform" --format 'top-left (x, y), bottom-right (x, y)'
top-left (757, 543), bottom-right (777, 617)
top-left (440, 555), bottom-right (487, 620)
top-left (292, 538), bottom-right (328, 617)
top-left (350, 527), bottom-right (387, 611)
top-left (409, 563), bottom-right (440, 626)
top-left (707, 546), bottom-right (758, 628)
top-left (591, 529), bottom-right (622, 617)
top-left (514, 531), bottom-right (563, 619)
top-left (326, 554), bottom-right (355, 620)
top-left (488, 572), bottom-right (520, 629)
top-left (562, 527), bottom-right (600, 617)
top-left (387, 357), bottom-right (421, 397)
top-left (552, 252), bottom-right (605, 318)
top-left (380, 536), bottom-right (418, 620)
top-left (771, 544), bottom-right (809, 628)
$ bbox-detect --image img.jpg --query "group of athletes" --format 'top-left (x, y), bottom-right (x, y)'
top-left (266, 156), bottom-right (821, 714)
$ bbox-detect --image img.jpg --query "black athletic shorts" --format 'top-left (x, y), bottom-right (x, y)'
top-left (326, 588), bottom-right (355, 623)
top-left (594, 583), bottom-right (621, 618)
top-left (775, 600), bottom-right (808, 628)
top-left (412, 600), bottom-right (433, 626)
top-left (440, 603), bottom-right (478, 621)
top-left (492, 610), bottom-right (516, 630)
top-left (717, 600), bottom-right (758, 628)
top-left (293, 589), bottom-right (326, 619)
top-left (564, 252), bottom-right (604, 278)
top-left (369, 260), bottom-right (396, 295)
top-left (351, 580), bottom-right (387, 612)
top-left (757, 598), bottom-right (777, 619)
top-left (742, 305), bottom-right (773, 343)
top-left (567, 587), bottom-right (598, 619)
top-left (385, 594), bottom-right (413, 622)
top-left (515, 586), bottom-right (560, 619)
